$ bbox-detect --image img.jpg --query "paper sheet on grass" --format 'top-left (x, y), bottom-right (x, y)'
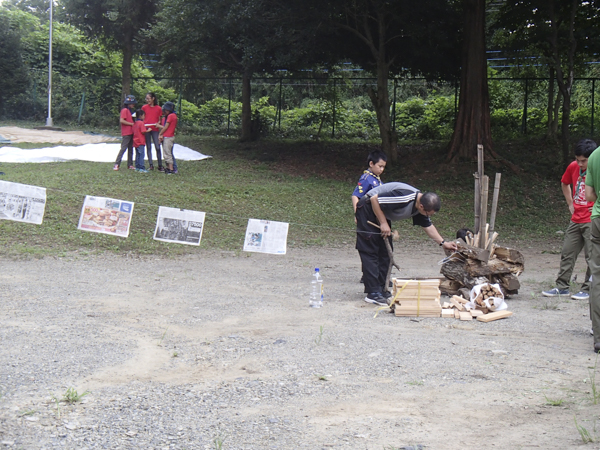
top-left (153, 206), bottom-right (206, 246)
top-left (0, 180), bottom-right (46, 224)
top-left (243, 219), bottom-right (289, 255)
top-left (0, 142), bottom-right (211, 163)
top-left (78, 195), bottom-right (134, 238)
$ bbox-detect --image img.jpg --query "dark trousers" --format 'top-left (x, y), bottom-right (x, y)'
top-left (145, 130), bottom-right (163, 168)
top-left (115, 134), bottom-right (134, 167)
top-left (355, 196), bottom-right (392, 294)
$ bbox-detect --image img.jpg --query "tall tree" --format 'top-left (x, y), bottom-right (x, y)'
top-left (493, 0), bottom-right (600, 166)
top-left (155, 0), bottom-right (322, 142)
top-left (63, 0), bottom-right (159, 100)
top-left (447, 0), bottom-right (494, 162)
top-left (323, 0), bottom-right (460, 162)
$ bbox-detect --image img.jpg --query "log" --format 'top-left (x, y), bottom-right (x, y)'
top-left (493, 246), bottom-right (525, 265)
top-left (455, 241), bottom-right (490, 262)
top-left (497, 273), bottom-right (520, 291)
top-left (465, 258), bottom-right (520, 277)
top-left (440, 278), bottom-right (462, 296)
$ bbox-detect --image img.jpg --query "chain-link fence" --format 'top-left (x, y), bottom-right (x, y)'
top-left (6, 72), bottom-right (600, 141)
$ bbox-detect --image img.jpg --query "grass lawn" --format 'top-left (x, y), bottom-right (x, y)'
top-left (0, 131), bottom-right (569, 257)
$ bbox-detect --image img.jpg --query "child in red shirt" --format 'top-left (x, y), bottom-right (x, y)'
top-left (157, 101), bottom-right (178, 175)
top-left (133, 109), bottom-right (150, 173)
top-left (113, 95), bottom-right (137, 171)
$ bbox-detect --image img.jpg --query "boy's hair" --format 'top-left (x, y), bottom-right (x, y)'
top-left (574, 139), bottom-right (598, 158)
top-left (367, 150), bottom-right (387, 165)
top-left (420, 192), bottom-right (441, 212)
top-left (456, 228), bottom-right (473, 240)
top-left (135, 109), bottom-right (145, 119)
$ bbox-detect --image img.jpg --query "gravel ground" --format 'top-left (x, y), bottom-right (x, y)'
top-left (0, 244), bottom-right (599, 449)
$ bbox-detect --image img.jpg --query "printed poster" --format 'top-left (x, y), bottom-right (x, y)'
top-left (243, 219), bottom-right (289, 255)
top-left (78, 195), bottom-right (134, 238)
top-left (153, 206), bottom-right (206, 246)
top-left (0, 180), bottom-right (46, 225)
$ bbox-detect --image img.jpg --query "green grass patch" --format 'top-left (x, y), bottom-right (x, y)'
top-left (0, 133), bottom-right (569, 257)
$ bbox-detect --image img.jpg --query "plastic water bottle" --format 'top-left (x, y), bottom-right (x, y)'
top-left (309, 268), bottom-right (323, 308)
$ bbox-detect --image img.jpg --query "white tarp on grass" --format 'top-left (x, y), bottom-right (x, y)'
top-left (0, 142), bottom-right (211, 163)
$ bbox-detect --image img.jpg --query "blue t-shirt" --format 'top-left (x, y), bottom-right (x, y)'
top-left (352, 170), bottom-right (382, 198)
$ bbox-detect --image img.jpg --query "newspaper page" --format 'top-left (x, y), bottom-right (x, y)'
top-left (153, 206), bottom-right (206, 246)
top-left (78, 196), bottom-right (134, 238)
top-left (243, 219), bottom-right (289, 255)
top-left (0, 180), bottom-right (46, 225)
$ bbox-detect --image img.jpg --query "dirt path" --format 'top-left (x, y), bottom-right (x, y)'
top-left (0, 243), bottom-right (598, 449)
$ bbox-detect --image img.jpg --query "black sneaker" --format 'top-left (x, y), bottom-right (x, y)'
top-left (164, 168), bottom-right (172, 174)
top-left (158, 166), bottom-right (165, 172)
top-left (382, 291), bottom-right (392, 299)
top-left (150, 165), bottom-right (154, 170)
top-left (364, 292), bottom-right (388, 306)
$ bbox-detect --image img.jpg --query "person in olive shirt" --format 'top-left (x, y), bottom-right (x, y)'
top-left (355, 182), bottom-right (457, 306)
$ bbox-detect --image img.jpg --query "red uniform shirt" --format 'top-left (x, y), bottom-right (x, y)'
top-left (562, 160), bottom-right (593, 223)
top-left (142, 104), bottom-right (162, 131)
top-left (133, 120), bottom-right (147, 147)
top-left (162, 113), bottom-right (178, 138)
top-left (120, 107), bottom-right (133, 136)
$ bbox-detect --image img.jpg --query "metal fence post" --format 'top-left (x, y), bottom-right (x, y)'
top-left (521, 78), bottom-right (529, 135)
top-left (331, 79), bottom-right (336, 138)
top-left (77, 92), bottom-right (85, 124)
top-left (227, 77), bottom-right (232, 136)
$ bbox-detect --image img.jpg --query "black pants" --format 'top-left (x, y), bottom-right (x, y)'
top-left (355, 196), bottom-right (393, 294)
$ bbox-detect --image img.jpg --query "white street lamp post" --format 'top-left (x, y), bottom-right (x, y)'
top-left (46, 0), bottom-right (53, 127)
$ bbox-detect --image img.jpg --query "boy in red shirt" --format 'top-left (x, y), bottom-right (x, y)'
top-left (133, 109), bottom-right (150, 173)
top-left (543, 139), bottom-right (598, 300)
top-left (158, 101), bottom-right (178, 175)
top-left (113, 95), bottom-right (137, 171)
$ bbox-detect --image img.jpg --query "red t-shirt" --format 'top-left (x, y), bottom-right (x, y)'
top-left (142, 104), bottom-right (162, 131)
top-left (562, 160), bottom-right (593, 223)
top-left (133, 120), bottom-right (147, 147)
top-left (120, 107), bottom-right (133, 136)
top-left (162, 113), bottom-right (178, 138)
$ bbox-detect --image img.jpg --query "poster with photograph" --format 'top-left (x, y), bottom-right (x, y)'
top-left (243, 219), bottom-right (289, 255)
top-left (153, 206), bottom-right (206, 246)
top-left (0, 180), bottom-right (46, 225)
top-left (78, 196), bottom-right (134, 238)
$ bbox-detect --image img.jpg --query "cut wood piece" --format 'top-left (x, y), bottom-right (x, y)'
top-left (459, 288), bottom-right (471, 299)
top-left (452, 295), bottom-right (468, 304)
top-left (393, 279), bottom-right (441, 287)
top-left (477, 310), bottom-right (513, 322)
top-left (470, 309), bottom-right (484, 318)
top-left (439, 278), bottom-right (462, 295)
top-left (465, 258), bottom-right (523, 277)
top-left (449, 297), bottom-right (465, 311)
top-left (497, 273), bottom-right (520, 291)
top-left (459, 311), bottom-right (473, 321)
top-left (455, 241), bottom-right (490, 262)
top-left (442, 309), bottom-right (454, 318)
top-left (454, 309), bottom-right (461, 319)
top-left (493, 246), bottom-right (525, 265)
top-left (442, 302), bottom-right (452, 309)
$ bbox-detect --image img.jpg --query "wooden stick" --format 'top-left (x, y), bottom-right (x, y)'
top-left (478, 176), bottom-right (489, 248)
top-left (367, 221), bottom-right (400, 291)
top-left (474, 174), bottom-right (480, 235)
top-left (489, 173), bottom-right (502, 232)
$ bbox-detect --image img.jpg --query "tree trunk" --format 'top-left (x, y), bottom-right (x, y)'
top-left (240, 69), bottom-right (252, 142)
top-left (121, 30), bottom-right (133, 102)
top-left (367, 64), bottom-right (397, 163)
top-left (447, 0), bottom-right (493, 162)
top-left (546, 66), bottom-right (556, 138)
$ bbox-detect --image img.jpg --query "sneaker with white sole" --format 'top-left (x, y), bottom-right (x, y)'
top-left (113, 164), bottom-right (119, 171)
top-left (571, 291), bottom-right (589, 300)
top-left (364, 292), bottom-right (388, 306)
top-left (542, 288), bottom-right (569, 297)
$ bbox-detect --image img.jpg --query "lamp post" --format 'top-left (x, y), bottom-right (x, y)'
top-left (46, 0), bottom-right (53, 127)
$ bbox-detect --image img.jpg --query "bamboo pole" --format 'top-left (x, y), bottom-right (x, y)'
top-left (474, 174), bottom-right (480, 235)
top-left (489, 173), bottom-right (502, 232)
top-left (478, 175), bottom-right (489, 248)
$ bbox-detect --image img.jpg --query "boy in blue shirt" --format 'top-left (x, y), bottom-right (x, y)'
top-left (352, 150), bottom-right (387, 215)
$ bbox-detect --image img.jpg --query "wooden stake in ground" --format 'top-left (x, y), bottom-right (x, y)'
top-left (489, 172), bottom-right (501, 232)
top-left (478, 175), bottom-right (489, 248)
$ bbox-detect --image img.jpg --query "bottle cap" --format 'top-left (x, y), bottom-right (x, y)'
top-left (315, 268), bottom-right (320, 272)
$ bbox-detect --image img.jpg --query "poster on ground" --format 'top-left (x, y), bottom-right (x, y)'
top-left (243, 219), bottom-right (289, 255)
top-left (78, 196), bottom-right (134, 238)
top-left (153, 206), bottom-right (206, 246)
top-left (0, 180), bottom-right (46, 224)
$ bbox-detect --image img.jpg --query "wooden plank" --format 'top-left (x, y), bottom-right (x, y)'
top-left (442, 302), bottom-right (452, 309)
top-left (477, 310), bottom-right (513, 322)
top-left (454, 309), bottom-right (461, 319)
top-left (479, 176), bottom-right (489, 248)
top-left (489, 173), bottom-right (501, 232)
top-left (470, 309), bottom-right (484, 318)
top-left (449, 296), bottom-right (465, 311)
top-left (459, 311), bottom-right (473, 321)
top-left (442, 309), bottom-right (454, 318)
top-left (393, 279), bottom-right (441, 287)
top-left (474, 173), bottom-right (481, 235)
top-left (452, 295), bottom-right (468, 304)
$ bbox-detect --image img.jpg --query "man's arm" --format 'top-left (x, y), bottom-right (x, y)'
top-left (369, 194), bottom-right (391, 237)
top-left (422, 224), bottom-right (458, 251)
top-left (586, 185), bottom-right (597, 203)
top-left (562, 182), bottom-right (574, 215)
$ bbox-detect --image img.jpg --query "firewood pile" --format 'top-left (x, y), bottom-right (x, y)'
top-left (389, 278), bottom-right (513, 322)
top-left (439, 145), bottom-right (525, 297)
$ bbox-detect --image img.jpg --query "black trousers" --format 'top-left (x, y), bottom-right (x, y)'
top-left (355, 197), bottom-right (393, 294)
